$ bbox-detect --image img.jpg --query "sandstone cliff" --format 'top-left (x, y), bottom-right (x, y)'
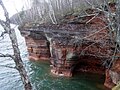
top-left (17, 1), bottom-right (120, 89)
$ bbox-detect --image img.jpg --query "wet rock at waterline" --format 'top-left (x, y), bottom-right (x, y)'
top-left (18, 6), bottom-right (120, 89)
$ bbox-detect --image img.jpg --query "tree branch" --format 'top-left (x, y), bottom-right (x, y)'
top-left (0, 53), bottom-right (14, 59)
top-left (0, 19), bottom-right (9, 33)
top-left (0, 1), bottom-right (10, 26)
top-left (86, 13), bottom-right (99, 24)
top-left (0, 65), bottom-right (15, 69)
top-left (108, 43), bottom-right (118, 68)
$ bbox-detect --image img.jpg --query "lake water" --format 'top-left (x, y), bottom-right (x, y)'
top-left (0, 26), bottom-right (108, 90)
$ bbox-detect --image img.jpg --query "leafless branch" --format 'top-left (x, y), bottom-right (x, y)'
top-left (0, 19), bottom-right (9, 33)
top-left (0, 65), bottom-right (15, 69)
top-left (0, 1), bottom-right (10, 25)
top-left (86, 13), bottom-right (99, 24)
top-left (108, 43), bottom-right (118, 68)
top-left (0, 53), bottom-right (14, 59)
top-left (82, 25), bottom-right (109, 40)
top-left (79, 34), bottom-right (108, 56)
top-left (85, 0), bottom-right (94, 8)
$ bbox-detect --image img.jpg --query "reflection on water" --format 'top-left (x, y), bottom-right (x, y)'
top-left (0, 27), bottom-right (107, 90)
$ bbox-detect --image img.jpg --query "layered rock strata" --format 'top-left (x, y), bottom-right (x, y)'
top-left (19, 7), bottom-right (120, 89)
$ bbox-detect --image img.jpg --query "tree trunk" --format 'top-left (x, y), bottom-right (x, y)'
top-left (9, 29), bottom-right (32, 90)
top-left (0, 0), bottom-right (32, 90)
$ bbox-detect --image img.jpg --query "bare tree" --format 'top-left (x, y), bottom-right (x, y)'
top-left (0, 0), bottom-right (32, 90)
top-left (84, 0), bottom-right (120, 89)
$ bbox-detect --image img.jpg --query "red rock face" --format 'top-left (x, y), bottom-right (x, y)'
top-left (104, 69), bottom-right (116, 88)
top-left (19, 4), bottom-right (120, 89)
top-left (49, 39), bottom-right (107, 77)
top-left (111, 59), bottom-right (120, 72)
top-left (24, 35), bottom-right (50, 61)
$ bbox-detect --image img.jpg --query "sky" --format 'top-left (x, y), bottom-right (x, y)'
top-left (0, 0), bottom-right (31, 20)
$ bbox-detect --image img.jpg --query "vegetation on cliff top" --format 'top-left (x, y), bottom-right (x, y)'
top-left (10, 0), bottom-right (105, 25)
top-left (11, 0), bottom-right (120, 89)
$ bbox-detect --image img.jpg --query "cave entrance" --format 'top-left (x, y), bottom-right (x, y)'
top-left (70, 55), bottom-right (107, 89)
top-left (71, 55), bottom-right (105, 75)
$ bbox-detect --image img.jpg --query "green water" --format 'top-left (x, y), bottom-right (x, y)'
top-left (0, 59), bottom-right (107, 90)
top-left (29, 61), bottom-right (107, 90)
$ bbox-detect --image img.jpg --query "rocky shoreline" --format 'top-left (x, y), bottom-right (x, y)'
top-left (17, 2), bottom-right (120, 89)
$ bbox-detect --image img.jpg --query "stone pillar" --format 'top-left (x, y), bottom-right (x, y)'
top-left (25, 36), bottom-right (50, 61)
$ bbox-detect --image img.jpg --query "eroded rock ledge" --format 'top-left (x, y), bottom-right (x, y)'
top-left (18, 7), bottom-right (120, 89)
